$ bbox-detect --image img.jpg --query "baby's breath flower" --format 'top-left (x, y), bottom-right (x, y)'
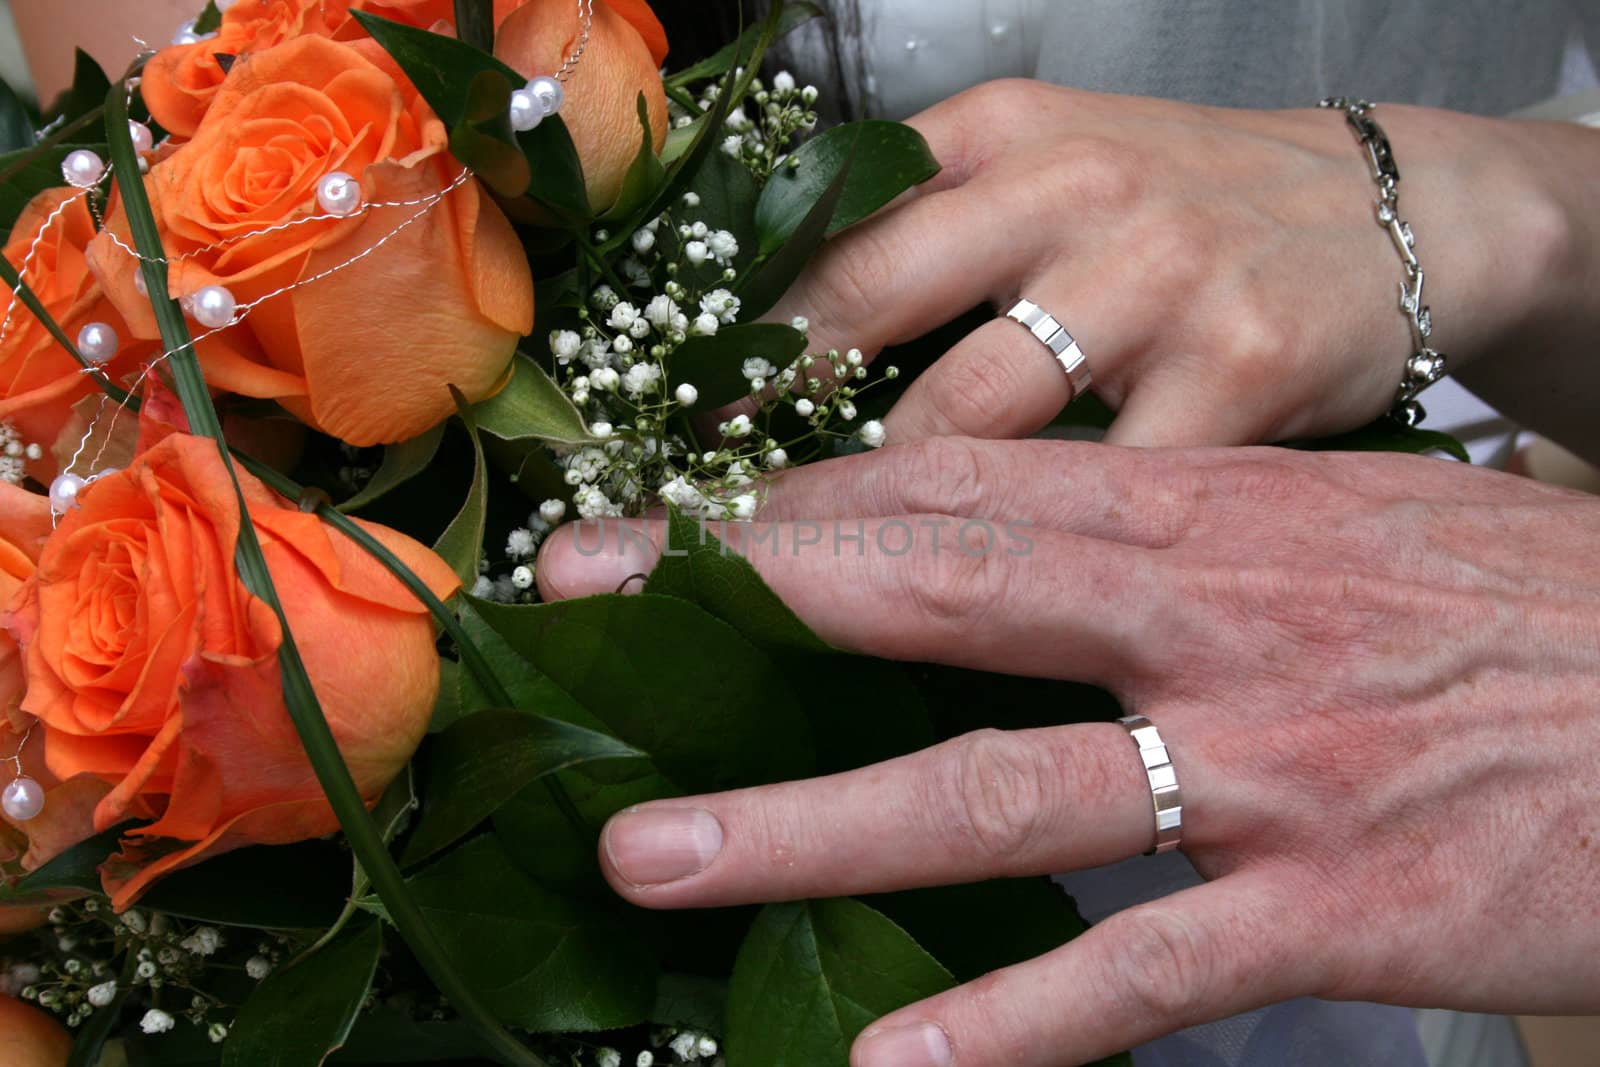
top-left (742, 357), bottom-right (776, 381)
top-left (511, 565), bottom-right (535, 591)
top-left (631, 228), bottom-right (656, 253)
top-left (208, 1022), bottom-right (229, 1044)
top-left (506, 528), bottom-right (537, 559)
top-left (859, 420), bottom-right (887, 448)
top-left (701, 289), bottom-right (740, 324)
top-left (773, 71), bottom-right (797, 93)
top-left (707, 230), bottom-right (739, 265)
top-left (471, 574), bottom-right (493, 599)
top-left (550, 329), bottom-right (582, 362)
top-left (140, 1009), bottom-right (176, 1035)
top-left (720, 134), bottom-right (743, 158)
top-left (691, 312), bottom-right (720, 336)
top-left (721, 414), bottom-right (753, 438)
top-left (795, 399), bottom-right (815, 417)
top-left (86, 981), bottom-right (118, 1008)
top-left (674, 382), bottom-right (699, 407)
top-left (685, 241), bottom-right (710, 266)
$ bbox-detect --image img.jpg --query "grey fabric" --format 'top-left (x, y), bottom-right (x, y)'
top-left (1029, 0), bottom-right (1588, 113)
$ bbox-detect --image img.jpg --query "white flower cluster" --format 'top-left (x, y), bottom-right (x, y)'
top-left (587, 1026), bottom-right (722, 1067)
top-left (692, 69), bottom-right (819, 180)
top-left (6, 897), bottom-right (294, 1039)
top-left (0, 418), bottom-right (45, 485)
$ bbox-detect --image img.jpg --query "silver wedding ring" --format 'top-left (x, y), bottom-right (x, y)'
top-left (1004, 298), bottom-right (1093, 399)
top-left (1118, 715), bottom-right (1183, 855)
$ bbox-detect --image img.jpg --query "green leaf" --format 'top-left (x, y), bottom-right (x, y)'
top-left (0, 144), bottom-right (103, 243)
top-left (453, 0), bottom-right (494, 52)
top-left (67, 973), bottom-right (126, 1067)
top-left (755, 120), bottom-right (940, 254)
top-left (53, 51), bottom-right (111, 127)
top-left (602, 94), bottom-right (668, 221)
top-left (433, 397), bottom-right (489, 588)
top-left (407, 835), bottom-right (658, 1031)
top-left (651, 973), bottom-right (729, 1033)
top-left (329, 1010), bottom-right (490, 1062)
top-left (469, 594), bottom-right (816, 793)
top-left (647, 508), bottom-right (935, 773)
top-left (447, 72), bottom-right (532, 198)
top-left (725, 899), bottom-right (956, 1066)
top-left (138, 841), bottom-right (350, 929)
top-left (402, 709), bottom-right (642, 867)
top-left (473, 353), bottom-right (596, 445)
top-left (0, 76), bottom-right (34, 154)
top-left (667, 323), bottom-right (807, 410)
top-left (666, 1), bottom-right (825, 87)
top-left (735, 147), bottom-right (853, 321)
top-left (646, 507), bottom-right (829, 655)
top-left (223, 922), bottom-right (383, 1067)
top-left (517, 111), bottom-right (591, 221)
top-left (7, 825), bottom-right (126, 896)
top-left (337, 423), bottom-right (446, 512)
top-left (191, 1), bottom-right (224, 36)
top-left (1293, 419), bottom-right (1471, 462)
top-left (351, 11), bottom-right (519, 127)
top-left (454, 599), bottom-right (591, 719)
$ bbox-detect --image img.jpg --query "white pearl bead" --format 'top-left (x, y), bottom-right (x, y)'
top-left (128, 121), bottom-right (154, 155)
top-left (2, 777), bottom-right (44, 822)
top-left (49, 473), bottom-right (86, 514)
top-left (61, 149), bottom-right (105, 189)
top-left (190, 285), bottom-right (237, 329)
top-left (316, 171), bottom-right (362, 216)
top-left (508, 88), bottom-right (544, 132)
top-left (76, 322), bottom-right (119, 364)
top-left (527, 76), bottom-right (564, 116)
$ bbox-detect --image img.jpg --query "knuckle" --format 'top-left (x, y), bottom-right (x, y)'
top-left (960, 78), bottom-right (1043, 122)
top-left (899, 436), bottom-right (990, 518)
top-left (904, 530), bottom-right (1010, 627)
top-left (936, 728), bottom-right (1052, 863)
top-left (1057, 136), bottom-right (1146, 212)
top-left (918, 346), bottom-right (1027, 438)
top-left (805, 224), bottom-right (903, 322)
top-left (1098, 906), bottom-right (1217, 1025)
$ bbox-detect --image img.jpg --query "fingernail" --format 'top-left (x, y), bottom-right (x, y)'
top-left (855, 1023), bottom-right (953, 1067)
top-left (537, 521), bottom-right (660, 599)
top-left (604, 806), bottom-right (724, 886)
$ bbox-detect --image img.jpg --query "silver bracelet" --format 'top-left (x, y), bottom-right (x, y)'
top-left (1320, 98), bottom-right (1448, 427)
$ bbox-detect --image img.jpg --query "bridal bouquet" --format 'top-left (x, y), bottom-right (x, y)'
top-left (0, 2), bottom-right (1454, 1064)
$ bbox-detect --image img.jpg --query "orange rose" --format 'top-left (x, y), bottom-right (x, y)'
top-left (2, 433), bottom-right (458, 908)
top-left (0, 189), bottom-right (152, 483)
top-left (496, 0), bottom-right (669, 210)
top-left (0, 482), bottom-right (107, 873)
top-left (0, 995), bottom-right (71, 1067)
top-left (142, 0), bottom-right (456, 139)
top-left (90, 34), bottom-right (533, 446)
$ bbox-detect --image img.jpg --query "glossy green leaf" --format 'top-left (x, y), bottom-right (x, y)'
top-left (53, 51), bottom-right (110, 127)
top-left (602, 94), bottom-right (667, 221)
top-left (725, 899), bottom-right (955, 1066)
top-left (192, 1), bottom-right (224, 35)
top-left (6, 826), bottom-right (126, 896)
top-left (0, 76), bottom-right (34, 153)
top-left (517, 111), bottom-right (591, 221)
top-left (447, 74), bottom-right (532, 197)
top-left (735, 148), bottom-right (852, 320)
top-left (352, 11), bottom-right (519, 127)
top-left (755, 120), bottom-right (940, 254)
top-left (223, 922), bottom-right (383, 1067)
top-left (407, 835), bottom-right (659, 1031)
top-left (1293, 419), bottom-right (1471, 462)
top-left (138, 841), bottom-right (350, 929)
top-left (473, 353), bottom-right (595, 445)
top-left (453, 599), bottom-right (590, 718)
top-left (647, 504), bottom-right (935, 774)
top-left (666, 1), bottom-right (824, 87)
top-left (403, 709), bottom-right (642, 866)
top-left (433, 395), bottom-right (489, 588)
top-left (667, 323), bottom-right (807, 409)
top-left (337, 423), bottom-right (446, 512)
top-left (470, 594), bottom-right (816, 793)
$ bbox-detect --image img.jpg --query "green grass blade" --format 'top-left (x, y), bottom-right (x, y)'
top-left (103, 80), bottom-right (546, 1067)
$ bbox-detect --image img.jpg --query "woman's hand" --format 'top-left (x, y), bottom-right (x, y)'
top-left (536, 440), bottom-right (1600, 1066)
top-left (758, 81), bottom-right (1598, 452)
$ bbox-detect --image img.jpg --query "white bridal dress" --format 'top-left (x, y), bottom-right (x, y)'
top-left (784, 1), bottom-right (1600, 1064)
